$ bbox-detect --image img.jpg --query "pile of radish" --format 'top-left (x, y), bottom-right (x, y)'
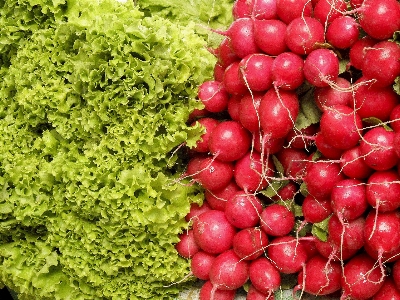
top-left (175, 0), bottom-right (400, 299)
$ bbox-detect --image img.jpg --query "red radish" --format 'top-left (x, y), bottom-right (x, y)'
top-left (260, 204), bottom-right (295, 237)
top-left (340, 146), bottom-right (374, 179)
top-left (197, 81), bottom-right (230, 113)
top-left (357, 0), bottom-right (400, 40)
top-left (185, 201), bottom-right (212, 222)
top-left (328, 215), bottom-right (365, 251)
top-left (252, 0), bottom-right (278, 20)
top-left (259, 89), bottom-right (299, 139)
top-left (253, 132), bottom-right (285, 155)
top-left (239, 54), bottom-right (274, 92)
top-left (314, 77), bottom-right (352, 111)
top-left (395, 132), bottom-right (400, 158)
top-left (360, 127), bottom-right (398, 171)
top-left (302, 195), bottom-right (332, 224)
top-left (301, 235), bottom-right (318, 259)
top-left (326, 15), bottom-right (359, 49)
top-left (354, 77), bottom-right (400, 122)
top-left (234, 150), bottom-right (274, 193)
top-left (350, 0), bottom-right (363, 8)
top-left (246, 284), bottom-right (274, 300)
top-left (364, 241), bottom-right (400, 264)
top-left (373, 277), bottom-right (400, 300)
top-left (271, 52), bottom-right (305, 90)
top-left (232, 227), bottom-right (268, 260)
top-left (330, 178), bottom-right (368, 221)
top-left (341, 253), bottom-right (386, 300)
top-left (349, 36), bottom-right (378, 70)
top-left (249, 257), bottom-right (281, 295)
top-left (303, 49), bottom-right (340, 88)
top-left (223, 61), bottom-right (248, 95)
top-left (271, 181), bottom-right (299, 202)
top-left (285, 17), bottom-right (325, 55)
top-left (303, 160), bottom-right (344, 199)
top-left (253, 19), bottom-right (288, 56)
top-left (224, 192), bottom-right (263, 229)
top-left (199, 280), bottom-right (236, 300)
top-left (362, 40), bottom-right (400, 88)
top-left (191, 118), bottom-right (220, 153)
top-left (213, 38), bottom-right (240, 68)
top-left (232, 0), bottom-right (253, 19)
top-left (276, 0), bottom-right (313, 24)
top-left (314, 131), bottom-right (345, 160)
top-left (239, 92), bottom-right (263, 132)
top-left (217, 18), bottom-right (260, 59)
top-left (393, 260), bottom-right (400, 291)
top-left (275, 148), bottom-right (309, 179)
top-left (188, 107), bottom-right (210, 123)
top-left (209, 249), bottom-right (249, 290)
top-left (197, 157), bottom-right (234, 191)
top-left (314, 238), bottom-right (359, 261)
top-left (204, 181), bottom-right (241, 211)
top-left (366, 170), bottom-right (400, 212)
top-left (286, 124), bottom-right (319, 150)
top-left (267, 235), bottom-right (308, 274)
top-left (313, 0), bottom-right (348, 25)
top-left (175, 229), bottom-right (200, 259)
top-left (214, 63), bottom-right (225, 82)
top-left (208, 120), bottom-right (251, 162)
top-left (191, 251), bottom-right (216, 281)
top-left (390, 105), bottom-right (400, 132)
top-left (319, 104), bottom-right (363, 150)
top-left (295, 254), bottom-right (342, 296)
top-left (227, 94), bottom-right (242, 121)
top-left (186, 154), bottom-right (208, 181)
top-left (192, 210), bottom-right (237, 254)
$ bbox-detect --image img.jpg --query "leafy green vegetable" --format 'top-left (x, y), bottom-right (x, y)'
top-left (0, 0), bottom-right (220, 299)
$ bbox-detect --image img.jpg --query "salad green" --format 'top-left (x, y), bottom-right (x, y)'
top-left (0, 0), bottom-right (233, 298)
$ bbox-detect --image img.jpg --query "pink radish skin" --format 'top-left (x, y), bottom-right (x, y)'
top-left (199, 280), bottom-right (236, 300)
top-left (366, 170), bottom-right (400, 212)
top-left (246, 284), bottom-right (274, 300)
top-left (286, 124), bottom-right (318, 150)
top-left (372, 277), bottom-right (400, 300)
top-left (185, 202), bottom-right (212, 222)
top-left (276, 0), bottom-right (313, 24)
top-left (223, 61), bottom-right (248, 95)
top-left (259, 89), bottom-right (300, 139)
top-left (314, 77), bottom-right (352, 111)
top-left (314, 238), bottom-right (359, 262)
top-left (253, 19), bottom-right (288, 56)
top-left (285, 17), bottom-right (325, 55)
top-left (193, 210), bottom-right (237, 254)
top-left (209, 249), bottom-right (249, 290)
top-left (303, 161), bottom-right (344, 199)
top-left (302, 195), bottom-right (332, 224)
top-left (249, 257), bottom-right (281, 295)
top-left (198, 157), bottom-right (234, 191)
top-left (227, 94), bottom-right (242, 121)
top-left (296, 254), bottom-right (342, 296)
top-left (390, 105), bottom-right (400, 132)
top-left (191, 118), bottom-right (220, 153)
top-left (362, 40), bottom-right (400, 88)
top-left (213, 38), bottom-right (240, 68)
top-left (330, 178), bottom-right (368, 221)
top-left (197, 81), bottom-right (230, 113)
top-left (354, 77), bottom-right (400, 122)
top-left (393, 260), bottom-right (400, 291)
top-left (234, 150), bottom-right (274, 193)
top-left (271, 52), bottom-right (305, 90)
top-left (208, 120), bottom-right (251, 162)
top-left (303, 49), bottom-right (340, 88)
top-left (341, 253), bottom-right (386, 300)
top-left (313, 0), bottom-right (348, 25)
top-left (225, 192), bottom-right (263, 229)
top-left (359, 127), bottom-right (399, 171)
top-left (191, 251), bottom-right (216, 281)
top-left (239, 54), bottom-right (274, 92)
top-left (314, 131), bottom-right (344, 160)
top-left (239, 92), bottom-right (263, 132)
top-left (328, 215), bottom-right (365, 251)
top-left (319, 104), bottom-right (363, 150)
top-left (213, 63), bottom-right (225, 82)
top-left (253, 132), bottom-right (285, 155)
top-left (357, 0), bottom-right (400, 40)
top-left (267, 236), bottom-right (308, 274)
top-left (271, 181), bottom-right (299, 202)
top-left (275, 148), bottom-right (308, 179)
top-left (326, 15), bottom-right (359, 49)
top-left (232, 227), bottom-right (268, 261)
top-left (252, 0), bottom-right (278, 20)
top-left (340, 146), bottom-right (374, 179)
top-left (260, 204), bottom-right (295, 237)
top-left (175, 229), bottom-right (201, 259)
top-left (204, 181), bottom-right (241, 211)
top-left (186, 154), bottom-right (207, 181)
top-left (349, 36), bottom-right (378, 70)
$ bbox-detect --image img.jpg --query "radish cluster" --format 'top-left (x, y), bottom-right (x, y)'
top-left (176, 0), bottom-right (400, 299)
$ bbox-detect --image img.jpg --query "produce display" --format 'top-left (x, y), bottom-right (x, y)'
top-left (174, 0), bottom-right (400, 299)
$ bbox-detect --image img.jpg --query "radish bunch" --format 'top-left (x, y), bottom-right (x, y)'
top-left (176, 0), bottom-right (400, 299)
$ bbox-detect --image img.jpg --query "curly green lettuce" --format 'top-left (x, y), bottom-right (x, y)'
top-left (0, 0), bottom-right (217, 299)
